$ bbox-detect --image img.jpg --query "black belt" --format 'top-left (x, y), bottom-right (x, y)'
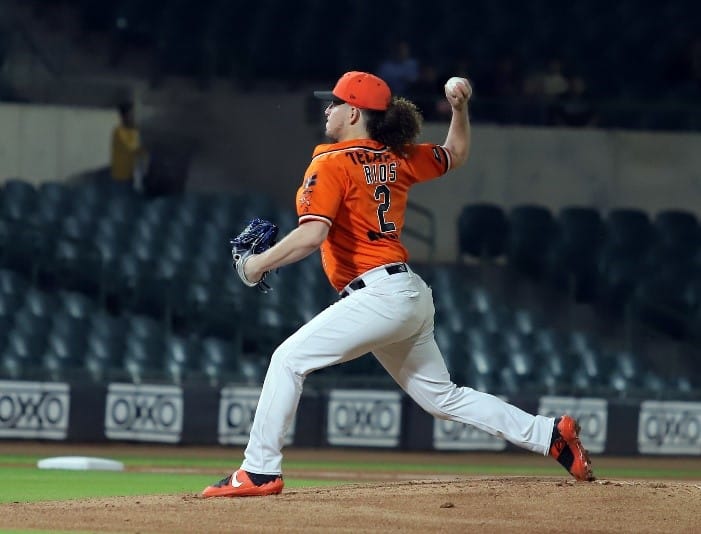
top-left (339, 263), bottom-right (408, 298)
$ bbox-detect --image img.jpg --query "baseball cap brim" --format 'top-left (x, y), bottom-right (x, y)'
top-left (313, 72), bottom-right (391, 110)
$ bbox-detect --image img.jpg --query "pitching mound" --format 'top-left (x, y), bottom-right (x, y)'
top-left (2, 477), bottom-right (700, 533)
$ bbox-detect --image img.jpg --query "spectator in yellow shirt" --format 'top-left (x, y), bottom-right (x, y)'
top-left (111, 101), bottom-right (148, 191)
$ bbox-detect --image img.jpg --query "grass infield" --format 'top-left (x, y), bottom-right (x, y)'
top-left (1, 452), bottom-right (700, 505)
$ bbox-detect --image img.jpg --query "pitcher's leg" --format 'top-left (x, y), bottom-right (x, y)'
top-left (374, 336), bottom-right (554, 455)
top-left (241, 339), bottom-right (304, 475)
top-left (243, 291), bottom-right (423, 474)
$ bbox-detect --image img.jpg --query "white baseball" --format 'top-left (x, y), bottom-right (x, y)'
top-left (445, 76), bottom-right (467, 94)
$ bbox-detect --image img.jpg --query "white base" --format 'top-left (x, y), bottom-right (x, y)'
top-left (37, 456), bottom-right (125, 471)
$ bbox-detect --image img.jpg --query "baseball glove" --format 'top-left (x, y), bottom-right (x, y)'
top-left (230, 218), bottom-right (279, 292)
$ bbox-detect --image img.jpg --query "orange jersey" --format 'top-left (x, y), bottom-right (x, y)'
top-left (296, 139), bottom-right (451, 290)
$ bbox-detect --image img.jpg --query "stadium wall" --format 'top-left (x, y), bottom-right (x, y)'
top-left (1, 380), bottom-right (699, 456)
top-left (0, 103), bottom-right (114, 184)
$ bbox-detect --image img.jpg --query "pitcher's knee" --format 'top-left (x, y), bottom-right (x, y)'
top-left (419, 386), bottom-right (466, 420)
top-left (270, 343), bottom-right (309, 377)
top-left (426, 405), bottom-right (451, 420)
top-left (418, 395), bottom-right (450, 420)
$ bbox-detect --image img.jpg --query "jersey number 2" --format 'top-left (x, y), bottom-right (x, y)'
top-left (374, 185), bottom-right (396, 232)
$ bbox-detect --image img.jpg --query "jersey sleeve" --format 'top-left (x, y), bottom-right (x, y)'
top-left (296, 161), bottom-right (347, 226)
top-left (404, 143), bottom-right (452, 184)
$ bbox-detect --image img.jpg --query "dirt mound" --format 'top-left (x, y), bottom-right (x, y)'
top-left (3, 477), bottom-right (700, 533)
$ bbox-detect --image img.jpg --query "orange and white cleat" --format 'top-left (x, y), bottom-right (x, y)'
top-left (549, 415), bottom-right (595, 482)
top-left (202, 469), bottom-right (284, 498)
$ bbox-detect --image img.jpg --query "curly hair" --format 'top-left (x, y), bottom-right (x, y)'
top-left (364, 97), bottom-right (423, 155)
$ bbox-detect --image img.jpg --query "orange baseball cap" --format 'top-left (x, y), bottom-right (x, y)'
top-left (314, 71), bottom-right (392, 111)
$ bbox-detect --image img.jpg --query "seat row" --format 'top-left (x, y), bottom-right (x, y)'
top-left (422, 264), bottom-right (695, 398)
top-left (0, 179), bottom-right (321, 336)
top-left (0, 178), bottom-right (278, 229)
top-left (0, 268), bottom-right (266, 385)
top-left (458, 204), bottom-right (701, 339)
top-left (0, 261), bottom-right (695, 398)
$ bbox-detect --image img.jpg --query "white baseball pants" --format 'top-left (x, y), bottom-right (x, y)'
top-left (242, 264), bottom-right (554, 475)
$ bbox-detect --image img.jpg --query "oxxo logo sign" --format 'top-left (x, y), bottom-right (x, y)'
top-left (327, 389), bottom-right (402, 447)
top-left (539, 396), bottom-right (608, 454)
top-left (433, 396), bottom-right (509, 451)
top-left (638, 401), bottom-right (701, 455)
top-left (105, 383), bottom-right (183, 443)
top-left (218, 386), bottom-right (296, 445)
top-left (0, 381), bottom-right (70, 440)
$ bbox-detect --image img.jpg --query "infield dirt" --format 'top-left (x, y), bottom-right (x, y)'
top-left (1, 443), bottom-right (700, 533)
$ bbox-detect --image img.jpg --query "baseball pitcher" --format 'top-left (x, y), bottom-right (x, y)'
top-left (203, 71), bottom-right (593, 498)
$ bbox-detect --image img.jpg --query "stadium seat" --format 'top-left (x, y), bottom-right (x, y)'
top-left (71, 181), bottom-right (110, 213)
top-left (596, 247), bottom-right (647, 314)
top-left (192, 278), bottom-right (245, 341)
top-left (1, 326), bottom-right (48, 379)
top-left (239, 192), bottom-right (276, 223)
top-left (60, 214), bottom-right (95, 242)
top-left (568, 331), bottom-right (611, 393)
top-left (39, 238), bottom-right (104, 297)
top-left (235, 354), bottom-right (268, 386)
top-left (161, 236), bottom-right (191, 266)
top-left (630, 265), bottom-right (699, 338)
top-left (612, 350), bottom-right (642, 385)
top-left (457, 203), bottom-right (509, 261)
top-left (85, 333), bottom-right (124, 379)
top-left (253, 299), bottom-right (298, 356)
top-left (641, 371), bottom-right (668, 394)
top-left (605, 208), bottom-right (654, 257)
top-left (0, 305), bottom-right (13, 340)
top-left (200, 336), bottom-right (243, 385)
top-left (141, 196), bottom-right (176, 229)
top-left (56, 290), bottom-right (96, 321)
top-left (123, 315), bottom-right (167, 382)
top-left (208, 195), bottom-right (243, 231)
top-left (538, 348), bottom-right (575, 393)
top-left (1, 179), bottom-right (38, 222)
top-left (512, 308), bottom-right (536, 337)
top-left (0, 291), bottom-right (21, 319)
top-left (95, 216), bottom-right (132, 250)
top-left (548, 206), bottom-right (605, 301)
top-left (465, 327), bottom-right (503, 386)
top-left (125, 267), bottom-right (178, 324)
top-left (652, 209), bottom-right (699, 262)
top-left (506, 205), bottom-right (557, 280)
top-left (103, 254), bottom-right (150, 314)
top-left (532, 327), bottom-right (577, 393)
top-left (84, 311), bottom-right (128, 381)
top-left (21, 287), bottom-right (57, 319)
top-left (1, 222), bottom-right (45, 281)
top-left (0, 268), bottom-right (29, 303)
top-left (428, 265), bottom-right (467, 322)
top-left (12, 306), bottom-right (51, 343)
top-left (163, 334), bottom-right (202, 384)
top-left (127, 313), bottom-right (164, 341)
top-left (43, 313), bottom-right (89, 380)
top-left (502, 335), bottom-right (539, 392)
top-left (171, 192), bottom-right (212, 229)
top-left (103, 192), bottom-right (144, 225)
top-left (36, 182), bottom-right (72, 226)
